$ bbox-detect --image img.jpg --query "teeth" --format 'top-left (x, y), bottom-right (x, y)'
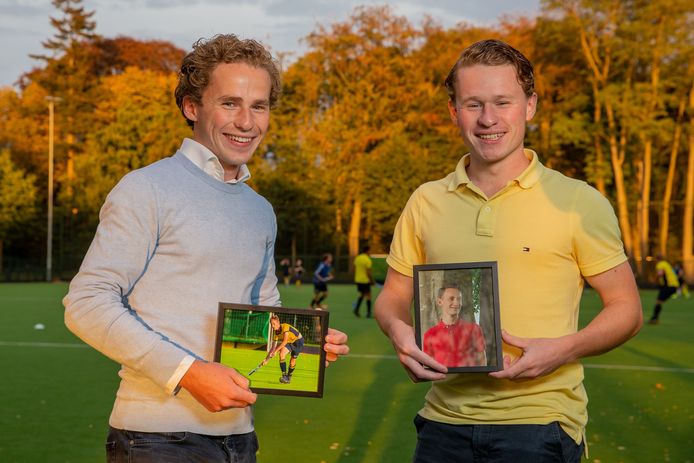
top-left (479, 133), bottom-right (503, 140)
top-left (227, 134), bottom-right (252, 143)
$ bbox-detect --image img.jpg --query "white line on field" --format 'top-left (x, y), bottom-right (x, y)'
top-left (3, 343), bottom-right (692, 374)
top-left (0, 341), bottom-right (87, 348)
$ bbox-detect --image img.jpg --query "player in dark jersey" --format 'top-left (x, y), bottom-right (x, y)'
top-left (268, 314), bottom-right (304, 383)
top-left (310, 253), bottom-right (334, 309)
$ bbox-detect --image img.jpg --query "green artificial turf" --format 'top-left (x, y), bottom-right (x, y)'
top-left (0, 282), bottom-right (692, 462)
top-left (220, 343), bottom-right (321, 394)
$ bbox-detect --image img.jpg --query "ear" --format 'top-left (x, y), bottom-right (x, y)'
top-left (182, 96), bottom-right (199, 123)
top-left (525, 93), bottom-right (538, 121)
top-left (447, 99), bottom-right (458, 123)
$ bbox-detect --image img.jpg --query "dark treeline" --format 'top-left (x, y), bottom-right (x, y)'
top-left (1, 0), bottom-right (692, 282)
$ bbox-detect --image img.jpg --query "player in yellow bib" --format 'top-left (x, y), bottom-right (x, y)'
top-left (267, 314), bottom-right (304, 383)
top-left (353, 245), bottom-right (374, 317)
top-left (648, 255), bottom-right (680, 324)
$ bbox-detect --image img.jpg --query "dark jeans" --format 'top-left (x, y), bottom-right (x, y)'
top-left (413, 415), bottom-right (584, 463)
top-left (106, 427), bottom-right (259, 463)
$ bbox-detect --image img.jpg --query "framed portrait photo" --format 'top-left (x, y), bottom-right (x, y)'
top-left (413, 262), bottom-right (502, 373)
top-left (214, 303), bottom-right (328, 397)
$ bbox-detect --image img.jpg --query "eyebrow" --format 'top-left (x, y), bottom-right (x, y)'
top-left (459, 94), bottom-right (516, 102)
top-left (217, 96), bottom-right (270, 106)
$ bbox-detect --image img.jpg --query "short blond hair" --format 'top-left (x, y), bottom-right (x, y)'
top-left (175, 34), bottom-right (282, 128)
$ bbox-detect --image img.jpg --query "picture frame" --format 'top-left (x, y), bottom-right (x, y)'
top-left (214, 303), bottom-right (328, 397)
top-left (413, 262), bottom-right (502, 373)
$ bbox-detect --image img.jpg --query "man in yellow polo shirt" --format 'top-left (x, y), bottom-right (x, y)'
top-left (648, 255), bottom-right (680, 324)
top-left (353, 245), bottom-right (374, 317)
top-left (374, 39), bottom-right (643, 463)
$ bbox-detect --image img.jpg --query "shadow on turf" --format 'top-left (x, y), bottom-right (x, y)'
top-left (333, 357), bottom-right (427, 462)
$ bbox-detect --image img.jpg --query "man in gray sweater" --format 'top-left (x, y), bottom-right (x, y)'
top-left (63, 34), bottom-right (349, 462)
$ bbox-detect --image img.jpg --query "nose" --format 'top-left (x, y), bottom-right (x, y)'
top-left (479, 103), bottom-right (497, 127)
top-left (234, 106), bottom-right (253, 131)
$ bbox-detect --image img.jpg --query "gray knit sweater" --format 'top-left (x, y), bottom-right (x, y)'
top-left (64, 151), bottom-right (279, 435)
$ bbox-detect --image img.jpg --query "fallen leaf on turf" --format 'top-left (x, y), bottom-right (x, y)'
top-left (655, 383), bottom-right (665, 390)
top-left (329, 443), bottom-right (339, 450)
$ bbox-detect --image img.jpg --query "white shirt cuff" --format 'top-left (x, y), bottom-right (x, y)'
top-left (165, 355), bottom-right (196, 395)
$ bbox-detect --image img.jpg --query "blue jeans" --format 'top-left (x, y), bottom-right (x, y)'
top-left (413, 415), bottom-right (584, 463)
top-left (106, 427), bottom-right (259, 463)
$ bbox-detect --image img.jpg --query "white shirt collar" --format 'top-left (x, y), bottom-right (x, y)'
top-left (179, 138), bottom-right (251, 184)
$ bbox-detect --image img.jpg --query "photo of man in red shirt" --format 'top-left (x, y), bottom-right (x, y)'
top-left (423, 284), bottom-right (486, 367)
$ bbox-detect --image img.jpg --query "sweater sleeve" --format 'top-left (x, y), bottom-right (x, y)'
top-left (63, 171), bottom-right (190, 391)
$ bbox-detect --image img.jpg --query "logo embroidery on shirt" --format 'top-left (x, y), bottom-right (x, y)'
top-left (522, 247), bottom-right (530, 252)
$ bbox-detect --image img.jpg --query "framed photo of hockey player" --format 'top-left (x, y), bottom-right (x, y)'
top-left (214, 303), bottom-right (328, 397)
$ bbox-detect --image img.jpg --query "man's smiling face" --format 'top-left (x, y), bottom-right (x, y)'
top-left (447, 64), bottom-right (536, 168)
top-left (183, 62), bottom-right (271, 181)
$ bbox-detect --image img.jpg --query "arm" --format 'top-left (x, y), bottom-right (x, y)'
top-left (64, 173), bottom-right (257, 410)
top-left (490, 261), bottom-right (643, 379)
top-left (374, 267), bottom-right (447, 381)
top-left (271, 331), bottom-right (291, 355)
top-left (63, 173), bottom-right (190, 390)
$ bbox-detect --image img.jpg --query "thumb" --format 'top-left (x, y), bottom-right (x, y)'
top-left (501, 330), bottom-right (529, 350)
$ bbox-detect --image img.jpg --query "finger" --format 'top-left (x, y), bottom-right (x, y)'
top-left (489, 356), bottom-right (529, 380)
top-left (401, 356), bottom-right (447, 382)
top-left (325, 328), bottom-right (348, 345)
top-left (229, 369), bottom-right (251, 390)
top-left (324, 342), bottom-right (350, 356)
top-left (232, 388), bottom-right (258, 405)
top-left (501, 330), bottom-right (529, 350)
top-left (405, 346), bottom-right (447, 374)
top-left (222, 396), bottom-right (257, 409)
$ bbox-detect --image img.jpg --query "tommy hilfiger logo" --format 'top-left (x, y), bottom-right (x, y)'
top-left (522, 247), bottom-right (530, 252)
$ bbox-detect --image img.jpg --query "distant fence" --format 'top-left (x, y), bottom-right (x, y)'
top-left (2, 253), bottom-right (688, 287)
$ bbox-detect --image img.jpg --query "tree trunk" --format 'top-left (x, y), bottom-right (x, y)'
top-left (591, 80), bottom-right (606, 195)
top-left (334, 207), bottom-right (342, 276)
top-left (348, 197), bottom-right (362, 275)
top-left (683, 82), bottom-right (694, 282)
top-left (290, 234), bottom-right (297, 275)
top-left (639, 139), bottom-right (653, 264)
top-left (605, 100), bottom-right (634, 259)
top-left (659, 96), bottom-right (686, 256)
top-left (638, 19), bottom-right (662, 266)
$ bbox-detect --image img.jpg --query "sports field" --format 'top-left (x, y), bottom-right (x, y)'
top-left (219, 342), bottom-right (321, 394)
top-left (0, 282), bottom-right (692, 462)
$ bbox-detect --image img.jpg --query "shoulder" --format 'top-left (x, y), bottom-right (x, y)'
top-left (413, 175), bottom-right (452, 200)
top-left (110, 156), bottom-right (183, 194)
top-left (540, 167), bottom-right (615, 213)
top-left (245, 185), bottom-right (274, 210)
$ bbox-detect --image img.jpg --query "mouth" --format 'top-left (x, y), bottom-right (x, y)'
top-left (477, 133), bottom-right (504, 141)
top-left (224, 133), bottom-right (254, 144)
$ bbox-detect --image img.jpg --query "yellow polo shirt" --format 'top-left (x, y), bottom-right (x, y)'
top-left (354, 253), bottom-right (373, 284)
top-left (387, 150), bottom-right (627, 444)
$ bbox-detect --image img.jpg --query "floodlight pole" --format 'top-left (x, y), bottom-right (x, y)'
top-left (45, 96), bottom-right (59, 282)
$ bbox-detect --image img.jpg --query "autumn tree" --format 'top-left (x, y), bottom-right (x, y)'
top-left (93, 36), bottom-right (185, 75)
top-left (0, 150), bottom-right (39, 275)
top-left (73, 67), bottom-right (189, 220)
top-left (28, 0), bottom-right (100, 196)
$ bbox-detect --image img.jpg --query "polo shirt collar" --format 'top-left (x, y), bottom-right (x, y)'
top-left (447, 149), bottom-right (543, 192)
